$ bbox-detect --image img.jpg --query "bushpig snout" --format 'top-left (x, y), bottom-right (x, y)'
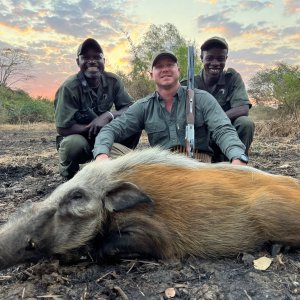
top-left (0, 203), bottom-right (57, 270)
top-left (0, 184), bottom-right (104, 270)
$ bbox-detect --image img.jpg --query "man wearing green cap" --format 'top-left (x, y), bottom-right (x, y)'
top-left (54, 38), bottom-right (140, 179)
top-left (182, 37), bottom-right (254, 162)
top-left (93, 49), bottom-right (249, 166)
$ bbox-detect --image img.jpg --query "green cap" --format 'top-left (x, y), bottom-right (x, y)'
top-left (77, 38), bottom-right (103, 56)
top-left (200, 36), bottom-right (228, 51)
top-left (151, 50), bottom-right (177, 68)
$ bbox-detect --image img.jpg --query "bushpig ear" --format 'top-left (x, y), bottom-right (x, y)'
top-left (58, 188), bottom-right (98, 218)
top-left (104, 181), bottom-right (154, 212)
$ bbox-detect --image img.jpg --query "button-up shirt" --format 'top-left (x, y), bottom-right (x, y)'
top-left (54, 71), bottom-right (133, 128)
top-left (193, 68), bottom-right (251, 112)
top-left (93, 86), bottom-right (246, 160)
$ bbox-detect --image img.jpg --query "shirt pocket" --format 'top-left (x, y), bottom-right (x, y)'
top-left (145, 122), bottom-right (168, 146)
top-left (215, 90), bottom-right (230, 110)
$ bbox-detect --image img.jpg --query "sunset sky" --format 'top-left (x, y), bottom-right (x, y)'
top-left (1, 0), bottom-right (299, 100)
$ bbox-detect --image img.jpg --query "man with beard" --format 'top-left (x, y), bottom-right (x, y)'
top-left (93, 50), bottom-right (248, 166)
top-left (182, 37), bottom-right (254, 162)
top-left (54, 38), bottom-right (140, 179)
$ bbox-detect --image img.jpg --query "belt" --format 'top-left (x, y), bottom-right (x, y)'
top-left (170, 146), bottom-right (212, 163)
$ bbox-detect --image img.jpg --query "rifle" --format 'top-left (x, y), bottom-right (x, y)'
top-left (185, 46), bottom-right (195, 158)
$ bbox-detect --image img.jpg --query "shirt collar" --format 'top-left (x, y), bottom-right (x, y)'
top-left (155, 86), bottom-right (184, 101)
top-left (201, 69), bottom-right (226, 87)
top-left (77, 71), bottom-right (107, 93)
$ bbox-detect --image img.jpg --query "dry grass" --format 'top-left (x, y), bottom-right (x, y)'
top-left (0, 119), bottom-right (298, 142)
top-left (255, 119), bottom-right (300, 138)
top-left (0, 122), bottom-right (56, 131)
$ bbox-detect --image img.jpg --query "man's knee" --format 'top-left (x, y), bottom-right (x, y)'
top-left (233, 116), bottom-right (255, 135)
top-left (233, 116), bottom-right (255, 154)
top-left (118, 132), bottom-right (142, 150)
top-left (59, 134), bottom-right (92, 161)
top-left (110, 143), bottom-right (132, 159)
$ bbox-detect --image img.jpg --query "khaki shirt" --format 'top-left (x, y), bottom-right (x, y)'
top-left (54, 71), bottom-right (133, 128)
top-left (182, 68), bottom-right (251, 112)
top-left (93, 86), bottom-right (246, 160)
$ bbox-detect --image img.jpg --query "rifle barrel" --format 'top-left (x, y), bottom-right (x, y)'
top-left (185, 45), bottom-right (195, 159)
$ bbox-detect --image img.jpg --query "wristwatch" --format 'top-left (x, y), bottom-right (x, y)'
top-left (232, 154), bottom-right (249, 164)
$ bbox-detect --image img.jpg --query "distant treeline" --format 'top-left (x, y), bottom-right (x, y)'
top-left (0, 86), bottom-right (54, 124)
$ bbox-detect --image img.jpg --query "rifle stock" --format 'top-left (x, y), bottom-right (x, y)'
top-left (185, 46), bottom-right (195, 158)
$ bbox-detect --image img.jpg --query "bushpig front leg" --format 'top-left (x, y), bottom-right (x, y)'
top-left (98, 213), bottom-right (175, 260)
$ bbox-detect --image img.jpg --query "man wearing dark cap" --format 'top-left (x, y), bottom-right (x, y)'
top-left (54, 38), bottom-right (140, 179)
top-left (93, 50), bottom-right (248, 166)
top-left (182, 36), bottom-right (254, 162)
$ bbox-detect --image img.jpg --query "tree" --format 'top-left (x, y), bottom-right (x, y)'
top-left (174, 44), bottom-right (202, 81)
top-left (0, 48), bottom-right (34, 87)
top-left (248, 63), bottom-right (300, 118)
top-left (122, 23), bottom-right (202, 99)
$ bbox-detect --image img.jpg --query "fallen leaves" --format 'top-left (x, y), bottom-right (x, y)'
top-left (253, 256), bottom-right (273, 270)
top-left (164, 287), bottom-right (176, 298)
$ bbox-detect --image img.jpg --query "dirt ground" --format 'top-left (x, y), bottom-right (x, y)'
top-left (0, 123), bottom-right (300, 300)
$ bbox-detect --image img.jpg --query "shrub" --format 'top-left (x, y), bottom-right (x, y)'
top-left (0, 86), bottom-right (54, 124)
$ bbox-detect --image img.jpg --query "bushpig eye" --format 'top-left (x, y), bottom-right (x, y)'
top-left (25, 239), bottom-right (37, 251)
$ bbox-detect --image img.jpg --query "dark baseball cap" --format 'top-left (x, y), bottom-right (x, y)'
top-left (77, 38), bottom-right (103, 56)
top-left (200, 37), bottom-right (228, 51)
top-left (151, 50), bottom-right (177, 68)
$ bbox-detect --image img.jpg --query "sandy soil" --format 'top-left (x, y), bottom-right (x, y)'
top-left (0, 123), bottom-right (300, 300)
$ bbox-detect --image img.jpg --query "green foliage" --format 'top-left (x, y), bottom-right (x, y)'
top-left (248, 63), bottom-right (300, 118)
top-left (123, 23), bottom-right (202, 98)
top-left (131, 23), bottom-right (186, 76)
top-left (116, 71), bottom-right (155, 101)
top-left (0, 85), bottom-right (54, 124)
top-left (174, 44), bottom-right (202, 81)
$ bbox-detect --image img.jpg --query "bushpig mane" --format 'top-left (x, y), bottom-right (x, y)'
top-left (78, 146), bottom-right (268, 181)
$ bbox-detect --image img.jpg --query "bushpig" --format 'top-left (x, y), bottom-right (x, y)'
top-left (1, 147), bottom-right (300, 270)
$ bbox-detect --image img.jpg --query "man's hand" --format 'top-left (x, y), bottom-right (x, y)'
top-left (96, 154), bottom-right (109, 161)
top-left (231, 159), bottom-right (247, 166)
top-left (87, 112), bottom-right (113, 138)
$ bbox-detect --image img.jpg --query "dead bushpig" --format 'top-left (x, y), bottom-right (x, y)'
top-left (1, 147), bottom-right (300, 270)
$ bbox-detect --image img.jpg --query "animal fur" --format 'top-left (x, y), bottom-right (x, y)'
top-left (0, 147), bottom-right (300, 269)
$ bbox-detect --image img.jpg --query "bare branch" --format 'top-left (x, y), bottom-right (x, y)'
top-left (0, 48), bottom-right (35, 88)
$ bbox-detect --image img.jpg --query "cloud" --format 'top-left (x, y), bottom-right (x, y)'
top-left (284, 0), bottom-right (300, 14)
top-left (1, 0), bottom-right (138, 40)
top-left (238, 0), bottom-right (273, 10)
top-left (196, 13), bottom-right (262, 39)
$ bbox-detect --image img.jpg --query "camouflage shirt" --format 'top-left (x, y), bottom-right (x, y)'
top-left (93, 86), bottom-right (246, 160)
top-left (54, 71), bottom-right (133, 128)
top-left (182, 68), bottom-right (251, 112)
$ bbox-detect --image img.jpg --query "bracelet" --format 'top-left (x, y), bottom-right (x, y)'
top-left (107, 111), bottom-right (114, 120)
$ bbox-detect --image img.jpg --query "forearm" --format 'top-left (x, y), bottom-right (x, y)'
top-left (225, 105), bottom-right (249, 121)
top-left (111, 106), bottom-right (130, 119)
top-left (93, 123), bottom-right (118, 158)
top-left (213, 124), bottom-right (246, 160)
top-left (203, 95), bottom-right (245, 160)
top-left (93, 103), bottom-right (143, 158)
top-left (57, 123), bottom-right (88, 136)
